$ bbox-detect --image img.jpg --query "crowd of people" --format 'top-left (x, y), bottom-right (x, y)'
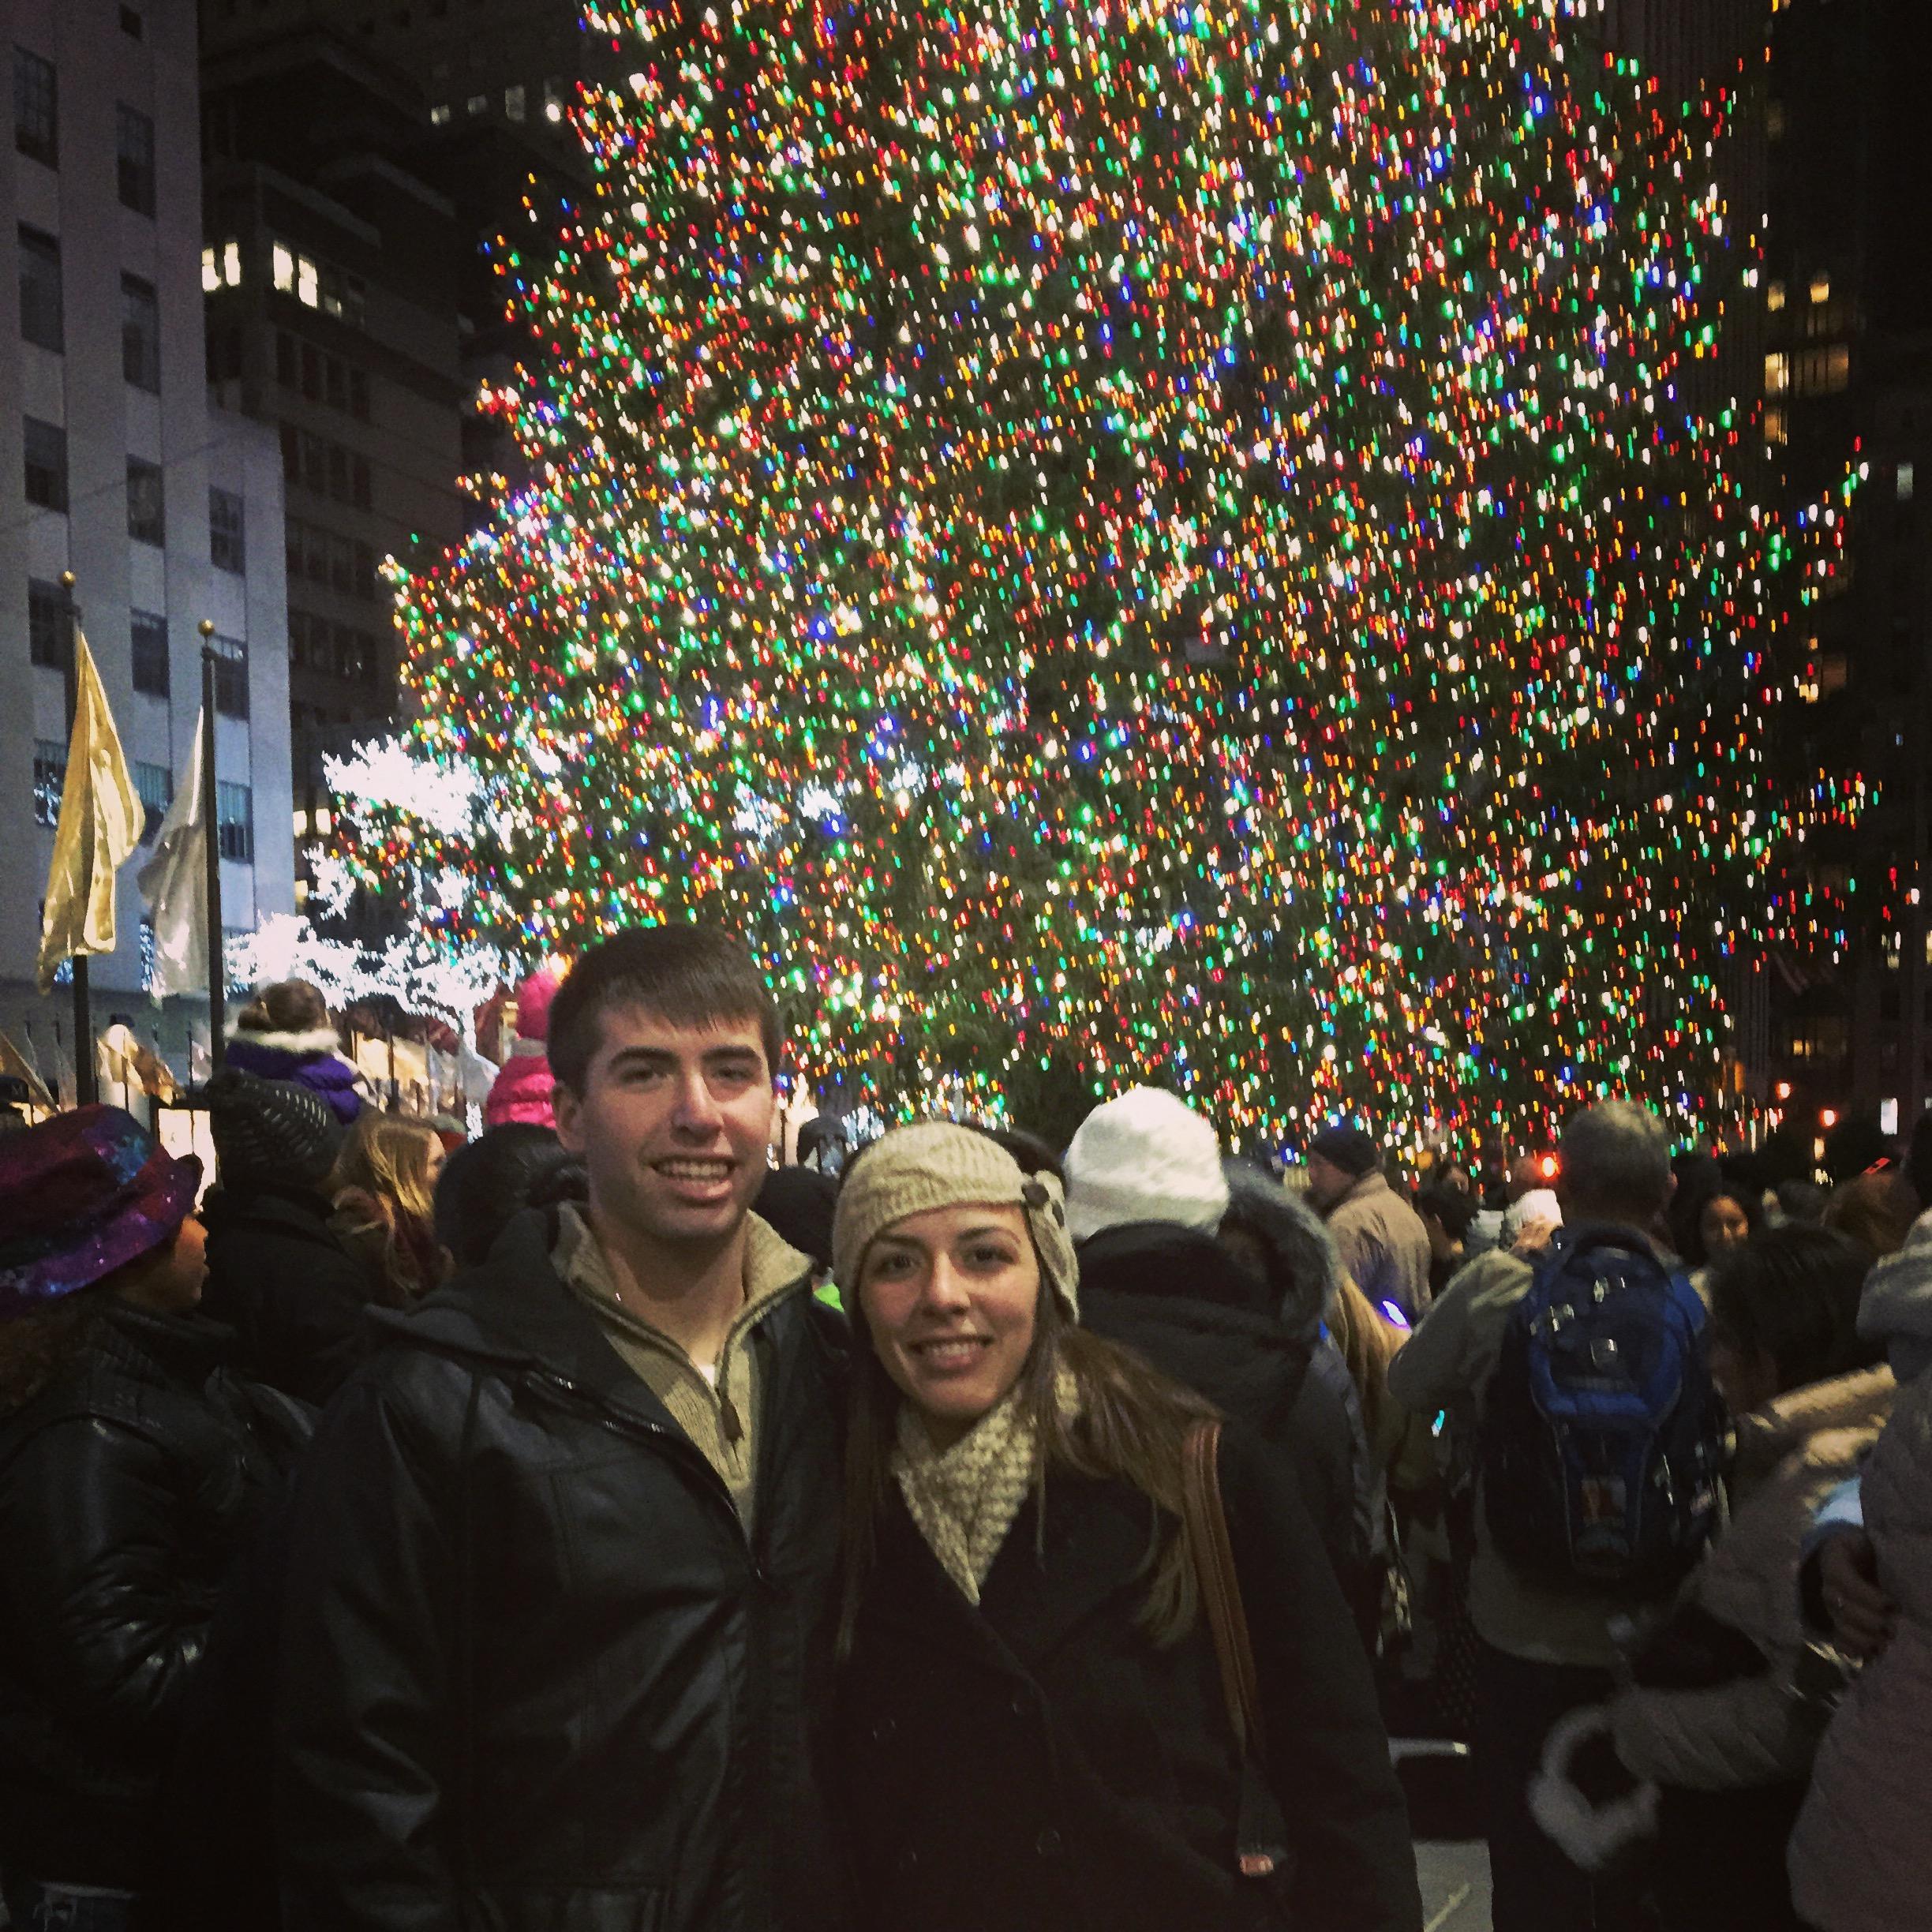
top-left (0, 926), bottom-right (1924, 1931)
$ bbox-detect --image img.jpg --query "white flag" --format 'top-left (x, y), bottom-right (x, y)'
top-left (136, 713), bottom-right (208, 1000)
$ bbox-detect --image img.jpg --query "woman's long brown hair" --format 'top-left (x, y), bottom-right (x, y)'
top-left (838, 1264), bottom-right (1221, 1657)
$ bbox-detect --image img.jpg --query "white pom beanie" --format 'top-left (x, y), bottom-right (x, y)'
top-left (1063, 1087), bottom-right (1230, 1247)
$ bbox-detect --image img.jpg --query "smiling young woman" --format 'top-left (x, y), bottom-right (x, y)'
top-left (829, 1121), bottom-right (1421, 1932)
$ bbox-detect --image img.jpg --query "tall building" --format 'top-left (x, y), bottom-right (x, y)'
top-left (200, 28), bottom-right (469, 896)
top-left (1757, 0), bottom-right (1932, 1140)
top-left (199, 0), bottom-right (618, 165)
top-left (2, 0), bottom-right (294, 1085)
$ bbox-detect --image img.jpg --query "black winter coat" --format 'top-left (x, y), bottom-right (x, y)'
top-left (1079, 1224), bottom-right (1365, 1595)
top-left (275, 1209), bottom-right (852, 1932)
top-left (200, 1180), bottom-right (382, 1404)
top-left (839, 1430), bottom-right (1421, 1932)
top-left (0, 1305), bottom-right (309, 1891)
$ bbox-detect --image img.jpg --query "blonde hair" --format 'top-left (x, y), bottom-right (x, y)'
top-left (329, 1112), bottom-right (445, 1301)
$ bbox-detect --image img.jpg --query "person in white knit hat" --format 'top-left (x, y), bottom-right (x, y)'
top-left (1062, 1084), bottom-right (1230, 1245)
top-left (831, 1120), bottom-right (1420, 1932)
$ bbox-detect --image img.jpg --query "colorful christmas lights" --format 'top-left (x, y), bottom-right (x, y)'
top-left (346, 0), bottom-right (1859, 1147)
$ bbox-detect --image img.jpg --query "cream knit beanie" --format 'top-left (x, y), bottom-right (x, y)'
top-left (1062, 1087), bottom-right (1229, 1246)
top-left (832, 1121), bottom-right (1079, 1316)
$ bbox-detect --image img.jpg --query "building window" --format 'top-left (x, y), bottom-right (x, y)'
top-left (206, 322), bottom-right (242, 384)
top-left (13, 48), bottom-right (56, 167)
top-left (504, 83), bottom-right (525, 122)
top-left (354, 540), bottom-right (376, 599)
top-left (32, 738), bottom-right (65, 826)
top-left (211, 632), bottom-right (249, 719)
top-left (24, 415), bottom-right (66, 511)
top-left (352, 455), bottom-right (372, 510)
top-left (115, 104), bottom-right (155, 215)
top-left (328, 444), bottom-right (350, 502)
top-left (1898, 462), bottom-right (1915, 504)
top-left (1791, 343), bottom-right (1851, 396)
top-left (17, 224), bottom-right (62, 351)
top-left (121, 273), bottom-right (160, 390)
top-left (429, 103), bottom-right (451, 125)
top-left (271, 241), bottom-right (365, 327)
top-left (301, 339), bottom-right (321, 399)
top-left (1765, 352), bottom-right (1790, 397)
top-left (28, 578), bottom-right (64, 668)
top-left (216, 781), bottom-right (253, 863)
top-left (133, 760), bottom-right (170, 843)
top-left (200, 238), bottom-right (242, 293)
top-left (275, 330), bottom-right (297, 388)
top-left (1765, 279), bottom-right (1786, 313)
top-left (131, 608), bottom-right (169, 696)
top-left (1810, 272), bottom-right (1832, 306)
top-left (1764, 404), bottom-right (1788, 447)
top-left (210, 487), bottom-right (245, 572)
top-left (126, 459), bottom-right (165, 545)
top-left (466, 93), bottom-right (488, 116)
top-left (349, 367), bottom-right (370, 419)
top-left (302, 431), bottom-right (327, 494)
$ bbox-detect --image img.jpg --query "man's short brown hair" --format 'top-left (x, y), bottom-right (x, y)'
top-left (545, 926), bottom-right (782, 1093)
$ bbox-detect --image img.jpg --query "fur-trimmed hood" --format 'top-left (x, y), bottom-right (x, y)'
top-left (226, 1024), bottom-right (344, 1058)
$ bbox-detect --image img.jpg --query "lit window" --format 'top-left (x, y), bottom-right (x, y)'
top-left (223, 240), bottom-right (241, 285)
top-left (201, 245), bottom-right (219, 294)
top-left (1810, 273), bottom-right (1832, 305)
top-left (293, 807), bottom-right (309, 837)
top-left (1765, 404), bottom-right (1788, 447)
top-left (1766, 280), bottom-right (1785, 313)
top-left (429, 103), bottom-right (451, 125)
top-left (504, 84), bottom-right (525, 121)
top-left (1765, 352), bottom-right (1789, 395)
top-left (297, 256), bottom-right (318, 307)
top-left (1899, 462), bottom-right (1915, 502)
top-left (314, 805), bottom-right (333, 835)
top-left (272, 242), bottom-right (295, 292)
top-left (466, 94), bottom-right (488, 116)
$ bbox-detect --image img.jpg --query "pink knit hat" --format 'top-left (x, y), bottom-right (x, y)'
top-left (512, 961), bottom-right (567, 1043)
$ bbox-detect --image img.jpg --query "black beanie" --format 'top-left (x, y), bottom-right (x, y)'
top-left (195, 1069), bottom-right (343, 1189)
top-left (1309, 1123), bottom-right (1381, 1179)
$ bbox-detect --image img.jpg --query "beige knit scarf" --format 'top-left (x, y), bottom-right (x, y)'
top-left (892, 1374), bottom-right (1079, 1605)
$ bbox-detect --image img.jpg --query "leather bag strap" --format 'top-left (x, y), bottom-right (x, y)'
top-left (1181, 1419), bottom-right (1267, 1760)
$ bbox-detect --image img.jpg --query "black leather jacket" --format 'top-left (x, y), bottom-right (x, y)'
top-left (0, 1304), bottom-right (309, 1889)
top-left (200, 1180), bottom-right (380, 1405)
top-left (275, 1209), bottom-right (852, 1932)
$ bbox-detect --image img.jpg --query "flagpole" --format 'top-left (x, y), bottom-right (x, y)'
top-left (61, 573), bottom-right (98, 1106)
top-left (199, 621), bottom-right (226, 1072)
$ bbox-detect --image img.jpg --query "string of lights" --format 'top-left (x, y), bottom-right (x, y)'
top-left (341, 0), bottom-right (1863, 1149)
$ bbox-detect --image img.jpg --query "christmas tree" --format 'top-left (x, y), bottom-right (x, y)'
top-left (354, 0), bottom-right (1858, 1145)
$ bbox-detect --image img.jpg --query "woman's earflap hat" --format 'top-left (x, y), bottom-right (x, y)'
top-left (833, 1121), bottom-right (1078, 1317)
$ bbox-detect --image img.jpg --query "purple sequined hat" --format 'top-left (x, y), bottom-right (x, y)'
top-left (0, 1106), bottom-right (201, 1320)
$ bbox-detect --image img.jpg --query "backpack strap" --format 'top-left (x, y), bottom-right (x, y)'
top-left (1181, 1421), bottom-right (1289, 1880)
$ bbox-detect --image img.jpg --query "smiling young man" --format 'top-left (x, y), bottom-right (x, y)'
top-left (275, 927), bottom-right (850, 1932)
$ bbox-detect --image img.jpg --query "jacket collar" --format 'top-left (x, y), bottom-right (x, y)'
top-left (1733, 1362), bottom-right (1896, 1487)
top-left (384, 1207), bottom-right (816, 1442)
top-left (224, 1024), bottom-right (343, 1057)
top-left (97, 1302), bottom-right (236, 1386)
top-left (1076, 1221), bottom-right (1266, 1309)
top-left (1340, 1169), bottom-right (1392, 1209)
top-left (866, 1470), bottom-right (1157, 1674)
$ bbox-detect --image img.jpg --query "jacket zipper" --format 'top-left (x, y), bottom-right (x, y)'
top-left (516, 1367), bottom-right (766, 1572)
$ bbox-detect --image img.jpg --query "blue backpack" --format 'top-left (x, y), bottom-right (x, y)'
top-left (1481, 1230), bottom-right (1727, 1592)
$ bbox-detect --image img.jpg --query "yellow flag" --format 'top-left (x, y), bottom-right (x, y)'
top-left (36, 633), bottom-right (141, 994)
